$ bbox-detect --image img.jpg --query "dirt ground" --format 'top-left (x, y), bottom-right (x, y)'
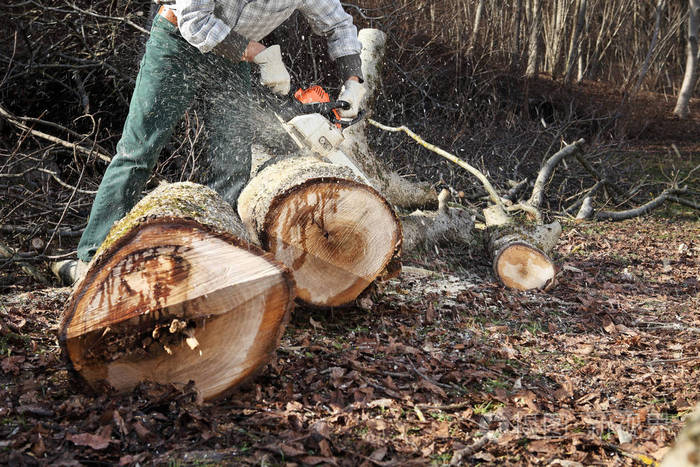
top-left (1, 73), bottom-right (699, 466)
top-left (1, 212), bottom-right (698, 466)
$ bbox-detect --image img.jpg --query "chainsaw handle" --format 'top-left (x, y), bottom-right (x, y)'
top-left (330, 109), bottom-right (366, 128)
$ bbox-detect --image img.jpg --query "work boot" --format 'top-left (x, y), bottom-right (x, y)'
top-left (51, 259), bottom-right (89, 286)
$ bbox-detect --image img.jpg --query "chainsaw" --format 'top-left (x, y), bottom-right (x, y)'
top-left (263, 85), bottom-right (371, 184)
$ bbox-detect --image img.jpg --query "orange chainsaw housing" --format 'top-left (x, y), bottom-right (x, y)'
top-left (294, 86), bottom-right (342, 128)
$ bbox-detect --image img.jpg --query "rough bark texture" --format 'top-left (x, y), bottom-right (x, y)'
top-left (60, 182), bottom-right (295, 401)
top-left (661, 403), bottom-right (700, 466)
top-left (526, 0), bottom-right (542, 78)
top-left (238, 155), bottom-right (402, 307)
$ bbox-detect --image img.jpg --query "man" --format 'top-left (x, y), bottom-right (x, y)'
top-left (53, 0), bottom-right (366, 285)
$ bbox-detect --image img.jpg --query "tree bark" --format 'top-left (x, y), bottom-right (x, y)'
top-left (400, 189), bottom-right (474, 253)
top-left (238, 155), bottom-right (402, 308)
top-left (512, 0), bottom-right (524, 67)
top-left (629, 0), bottom-right (666, 95)
top-left (546, 0), bottom-right (571, 79)
top-left (674, 0), bottom-right (700, 118)
top-left (60, 182), bottom-right (294, 401)
top-left (526, 0), bottom-right (542, 77)
top-left (565, 0), bottom-right (587, 82)
top-left (470, 0), bottom-right (485, 52)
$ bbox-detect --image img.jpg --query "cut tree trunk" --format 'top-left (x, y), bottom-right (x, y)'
top-left (238, 155), bottom-right (402, 307)
top-left (484, 205), bottom-right (561, 290)
top-left (59, 182), bottom-right (294, 401)
top-left (338, 29), bottom-right (437, 211)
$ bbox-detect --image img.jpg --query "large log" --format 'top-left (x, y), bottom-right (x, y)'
top-left (238, 155), bottom-right (402, 307)
top-left (59, 182), bottom-right (295, 401)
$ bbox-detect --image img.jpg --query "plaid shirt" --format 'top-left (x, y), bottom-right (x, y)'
top-left (174, 0), bottom-right (362, 60)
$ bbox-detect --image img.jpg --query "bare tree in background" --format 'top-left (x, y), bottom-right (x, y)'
top-left (628, 0), bottom-right (666, 96)
top-left (526, 0), bottom-right (542, 77)
top-left (469, 0), bottom-right (486, 52)
top-left (674, 0), bottom-right (700, 118)
top-left (544, 0), bottom-right (572, 78)
top-left (512, 0), bottom-right (524, 66)
top-left (564, 0), bottom-right (587, 82)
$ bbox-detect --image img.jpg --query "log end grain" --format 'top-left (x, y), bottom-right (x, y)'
top-left (493, 242), bottom-right (556, 290)
top-left (60, 183), bottom-right (294, 401)
top-left (265, 179), bottom-right (401, 307)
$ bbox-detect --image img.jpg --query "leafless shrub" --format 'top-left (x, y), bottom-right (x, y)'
top-left (0, 0), bottom-right (695, 288)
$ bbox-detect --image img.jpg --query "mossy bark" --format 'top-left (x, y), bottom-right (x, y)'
top-left (96, 181), bottom-right (249, 258)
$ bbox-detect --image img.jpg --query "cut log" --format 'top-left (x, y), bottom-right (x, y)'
top-left (238, 155), bottom-right (402, 307)
top-left (484, 205), bottom-right (561, 290)
top-left (59, 182), bottom-right (295, 401)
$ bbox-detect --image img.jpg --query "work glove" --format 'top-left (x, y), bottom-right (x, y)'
top-left (337, 79), bottom-right (366, 119)
top-left (252, 45), bottom-right (291, 96)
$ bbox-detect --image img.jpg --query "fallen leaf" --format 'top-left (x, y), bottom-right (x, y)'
top-left (32, 433), bottom-right (46, 457)
top-left (368, 398), bottom-right (394, 409)
top-left (527, 439), bottom-right (554, 453)
top-left (119, 453), bottom-right (147, 466)
top-left (68, 426), bottom-right (112, 450)
top-left (615, 424), bottom-right (634, 444)
top-left (319, 438), bottom-right (333, 457)
top-left (425, 302), bottom-right (435, 324)
top-left (370, 447), bottom-right (387, 461)
top-left (602, 316), bottom-right (617, 334)
top-left (548, 460), bottom-right (583, 467)
top-left (300, 456), bottom-right (337, 466)
top-left (473, 451), bottom-right (495, 462)
top-left (278, 442), bottom-right (306, 457)
top-left (132, 421), bottom-right (155, 441)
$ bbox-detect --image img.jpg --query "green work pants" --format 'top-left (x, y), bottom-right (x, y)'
top-left (77, 15), bottom-right (251, 262)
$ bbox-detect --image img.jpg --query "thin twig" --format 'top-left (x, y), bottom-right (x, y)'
top-left (45, 162), bottom-right (86, 252)
top-left (36, 168), bottom-right (97, 194)
top-left (0, 105), bottom-right (111, 163)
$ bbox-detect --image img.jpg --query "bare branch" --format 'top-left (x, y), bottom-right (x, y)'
top-left (528, 138), bottom-right (586, 209)
top-left (594, 188), bottom-right (689, 221)
top-left (367, 118), bottom-right (504, 208)
top-left (0, 105), bottom-right (111, 163)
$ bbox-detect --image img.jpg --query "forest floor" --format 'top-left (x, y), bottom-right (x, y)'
top-left (1, 84), bottom-right (699, 465)
top-left (1, 214), bottom-right (698, 466)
